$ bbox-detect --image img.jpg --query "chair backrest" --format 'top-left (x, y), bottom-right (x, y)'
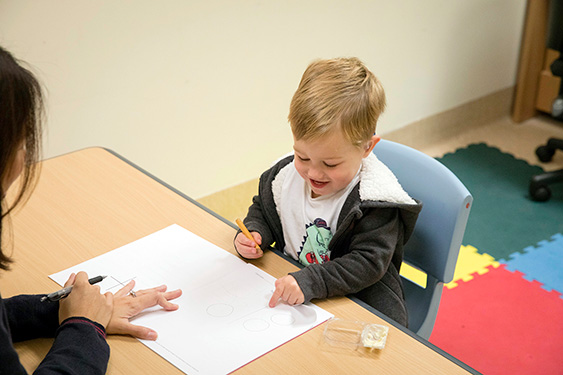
top-left (373, 140), bottom-right (472, 339)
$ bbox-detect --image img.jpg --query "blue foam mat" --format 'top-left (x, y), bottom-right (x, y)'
top-left (501, 233), bottom-right (563, 297)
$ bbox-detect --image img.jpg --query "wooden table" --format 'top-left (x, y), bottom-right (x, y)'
top-left (1, 148), bottom-right (477, 374)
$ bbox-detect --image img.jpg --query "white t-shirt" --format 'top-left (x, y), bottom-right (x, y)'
top-left (278, 163), bottom-right (361, 266)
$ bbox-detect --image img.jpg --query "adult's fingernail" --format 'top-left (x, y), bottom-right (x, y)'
top-left (147, 331), bottom-right (157, 340)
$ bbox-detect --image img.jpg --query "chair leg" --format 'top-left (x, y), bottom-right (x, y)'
top-left (536, 138), bottom-right (563, 162)
top-left (529, 169), bottom-right (563, 201)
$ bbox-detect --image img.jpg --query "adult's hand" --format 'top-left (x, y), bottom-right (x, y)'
top-left (58, 272), bottom-right (113, 327)
top-left (107, 280), bottom-right (182, 340)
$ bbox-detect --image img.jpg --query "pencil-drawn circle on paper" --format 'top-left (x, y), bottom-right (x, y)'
top-left (206, 303), bottom-right (234, 317)
top-left (243, 319), bottom-right (269, 332)
top-left (271, 313), bottom-right (295, 326)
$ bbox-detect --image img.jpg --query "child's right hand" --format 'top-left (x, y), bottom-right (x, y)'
top-left (234, 232), bottom-right (264, 259)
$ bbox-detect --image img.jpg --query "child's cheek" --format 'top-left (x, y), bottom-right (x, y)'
top-left (295, 162), bottom-right (308, 180)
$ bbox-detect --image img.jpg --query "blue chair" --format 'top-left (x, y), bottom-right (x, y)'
top-left (373, 140), bottom-right (473, 340)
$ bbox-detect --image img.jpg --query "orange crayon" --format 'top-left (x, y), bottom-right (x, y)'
top-left (235, 218), bottom-right (261, 251)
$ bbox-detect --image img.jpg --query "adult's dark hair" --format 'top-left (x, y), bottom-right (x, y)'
top-left (0, 46), bottom-right (43, 271)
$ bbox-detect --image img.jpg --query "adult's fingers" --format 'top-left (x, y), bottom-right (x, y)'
top-left (63, 273), bottom-right (77, 288)
top-left (114, 280), bottom-right (136, 298)
top-left (112, 319), bottom-right (158, 340)
top-left (156, 289), bottom-right (182, 310)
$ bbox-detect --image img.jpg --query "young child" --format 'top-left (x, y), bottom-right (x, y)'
top-left (234, 57), bottom-right (422, 326)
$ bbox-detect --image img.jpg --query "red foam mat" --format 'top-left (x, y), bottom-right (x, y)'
top-left (429, 264), bottom-right (563, 375)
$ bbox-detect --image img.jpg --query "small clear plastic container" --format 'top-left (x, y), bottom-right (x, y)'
top-left (323, 318), bottom-right (389, 350)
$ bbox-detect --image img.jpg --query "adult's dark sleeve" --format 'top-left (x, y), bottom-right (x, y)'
top-left (35, 317), bottom-right (109, 375)
top-left (4, 294), bottom-right (59, 342)
top-left (1, 294), bottom-right (109, 375)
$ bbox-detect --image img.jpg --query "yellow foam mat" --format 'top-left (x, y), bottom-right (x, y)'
top-left (400, 245), bottom-right (499, 289)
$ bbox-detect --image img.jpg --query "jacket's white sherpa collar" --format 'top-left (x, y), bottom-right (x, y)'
top-left (359, 153), bottom-right (416, 205)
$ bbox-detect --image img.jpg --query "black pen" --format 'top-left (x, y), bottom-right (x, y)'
top-left (40, 275), bottom-right (107, 302)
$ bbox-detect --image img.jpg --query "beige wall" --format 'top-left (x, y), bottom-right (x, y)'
top-left (0, 0), bottom-right (526, 198)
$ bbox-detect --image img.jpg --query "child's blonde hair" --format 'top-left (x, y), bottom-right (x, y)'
top-left (289, 57), bottom-right (386, 147)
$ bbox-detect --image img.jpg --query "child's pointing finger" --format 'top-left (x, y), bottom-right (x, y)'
top-left (269, 285), bottom-right (283, 308)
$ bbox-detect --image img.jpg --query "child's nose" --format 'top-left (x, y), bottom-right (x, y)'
top-left (308, 167), bottom-right (325, 180)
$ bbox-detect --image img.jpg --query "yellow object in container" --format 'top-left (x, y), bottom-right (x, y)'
top-left (323, 318), bottom-right (389, 350)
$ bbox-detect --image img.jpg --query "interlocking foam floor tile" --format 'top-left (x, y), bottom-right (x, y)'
top-left (445, 245), bottom-right (499, 289)
top-left (400, 245), bottom-right (499, 289)
top-left (430, 264), bottom-right (563, 375)
top-left (437, 143), bottom-right (563, 260)
top-left (501, 233), bottom-right (563, 297)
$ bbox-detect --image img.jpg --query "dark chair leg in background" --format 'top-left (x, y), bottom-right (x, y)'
top-left (529, 169), bottom-right (563, 201)
top-left (535, 138), bottom-right (563, 161)
top-left (529, 138), bottom-right (563, 201)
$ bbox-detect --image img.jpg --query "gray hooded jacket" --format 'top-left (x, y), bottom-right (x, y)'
top-left (240, 153), bottom-right (422, 326)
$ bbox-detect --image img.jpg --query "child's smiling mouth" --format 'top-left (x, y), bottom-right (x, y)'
top-left (310, 179), bottom-right (329, 189)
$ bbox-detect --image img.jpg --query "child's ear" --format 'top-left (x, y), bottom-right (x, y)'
top-left (363, 134), bottom-right (381, 157)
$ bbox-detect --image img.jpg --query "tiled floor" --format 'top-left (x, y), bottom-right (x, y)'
top-left (424, 123), bottom-right (563, 374)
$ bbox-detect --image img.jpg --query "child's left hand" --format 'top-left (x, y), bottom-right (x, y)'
top-left (268, 275), bottom-right (304, 307)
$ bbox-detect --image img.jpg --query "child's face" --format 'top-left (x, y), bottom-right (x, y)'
top-left (293, 130), bottom-right (379, 198)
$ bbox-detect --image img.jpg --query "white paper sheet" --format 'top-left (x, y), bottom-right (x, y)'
top-left (49, 224), bottom-right (333, 375)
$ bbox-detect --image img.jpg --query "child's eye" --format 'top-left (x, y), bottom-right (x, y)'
top-left (324, 162), bottom-right (338, 168)
top-left (297, 156), bottom-right (309, 162)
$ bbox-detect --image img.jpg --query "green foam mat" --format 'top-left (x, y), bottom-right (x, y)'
top-left (436, 143), bottom-right (563, 260)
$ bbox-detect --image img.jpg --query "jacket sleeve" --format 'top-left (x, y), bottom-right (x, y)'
top-left (34, 317), bottom-right (109, 375)
top-left (290, 207), bottom-right (403, 302)
top-left (240, 192), bottom-right (275, 255)
top-left (2, 295), bottom-right (109, 375)
top-left (235, 157), bottom-right (292, 257)
top-left (4, 295), bottom-right (59, 342)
